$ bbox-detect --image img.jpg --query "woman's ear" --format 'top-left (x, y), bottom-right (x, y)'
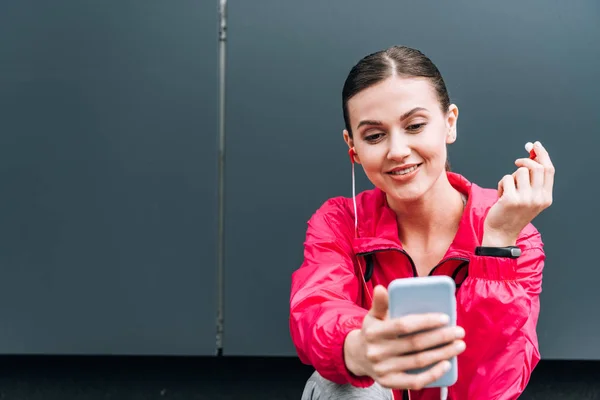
top-left (446, 104), bottom-right (459, 144)
top-left (343, 129), bottom-right (353, 148)
top-left (343, 130), bottom-right (360, 163)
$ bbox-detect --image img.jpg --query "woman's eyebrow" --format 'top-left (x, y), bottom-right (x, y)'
top-left (356, 120), bottom-right (383, 129)
top-left (356, 107), bottom-right (429, 130)
top-left (399, 107), bottom-right (428, 121)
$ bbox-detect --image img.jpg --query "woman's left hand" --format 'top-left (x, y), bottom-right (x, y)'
top-left (482, 141), bottom-right (555, 247)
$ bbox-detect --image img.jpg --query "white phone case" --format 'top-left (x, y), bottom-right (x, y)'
top-left (388, 275), bottom-right (458, 388)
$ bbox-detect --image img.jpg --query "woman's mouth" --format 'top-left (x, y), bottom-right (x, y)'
top-left (388, 163), bottom-right (422, 176)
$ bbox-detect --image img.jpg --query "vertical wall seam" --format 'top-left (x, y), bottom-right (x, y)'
top-left (216, 0), bottom-right (227, 356)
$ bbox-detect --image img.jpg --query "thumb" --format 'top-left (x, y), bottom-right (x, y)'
top-left (368, 285), bottom-right (388, 320)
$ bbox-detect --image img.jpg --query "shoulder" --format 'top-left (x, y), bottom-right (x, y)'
top-left (310, 197), bottom-right (352, 223)
top-left (306, 189), bottom-right (381, 239)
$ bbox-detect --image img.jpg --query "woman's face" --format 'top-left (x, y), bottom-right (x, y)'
top-left (344, 76), bottom-right (458, 203)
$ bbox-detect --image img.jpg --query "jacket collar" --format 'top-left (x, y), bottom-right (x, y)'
top-left (351, 172), bottom-right (488, 258)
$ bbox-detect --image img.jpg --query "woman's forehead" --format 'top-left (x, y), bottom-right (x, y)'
top-left (347, 77), bottom-right (438, 124)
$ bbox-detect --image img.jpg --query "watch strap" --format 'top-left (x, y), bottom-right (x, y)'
top-left (474, 246), bottom-right (521, 258)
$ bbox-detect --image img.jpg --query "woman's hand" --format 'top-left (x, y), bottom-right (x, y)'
top-left (343, 285), bottom-right (465, 390)
top-left (483, 141), bottom-right (555, 247)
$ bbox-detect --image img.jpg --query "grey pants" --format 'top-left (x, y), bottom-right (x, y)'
top-left (301, 371), bottom-right (393, 400)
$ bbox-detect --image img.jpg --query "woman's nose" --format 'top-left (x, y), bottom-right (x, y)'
top-left (386, 133), bottom-right (411, 161)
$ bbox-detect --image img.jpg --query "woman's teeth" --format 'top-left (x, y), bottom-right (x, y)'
top-left (390, 165), bottom-right (419, 175)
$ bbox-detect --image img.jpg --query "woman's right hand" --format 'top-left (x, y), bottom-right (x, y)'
top-left (344, 285), bottom-right (466, 390)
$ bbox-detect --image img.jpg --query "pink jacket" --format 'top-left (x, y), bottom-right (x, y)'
top-left (290, 172), bottom-right (544, 399)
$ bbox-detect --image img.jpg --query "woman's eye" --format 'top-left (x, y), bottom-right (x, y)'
top-left (406, 123), bottom-right (426, 132)
top-left (365, 133), bottom-right (384, 142)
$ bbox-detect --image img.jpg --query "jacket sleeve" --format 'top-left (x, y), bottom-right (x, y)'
top-left (289, 201), bottom-right (374, 387)
top-left (450, 226), bottom-right (544, 399)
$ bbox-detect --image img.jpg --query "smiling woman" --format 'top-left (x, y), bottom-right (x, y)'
top-left (289, 46), bottom-right (555, 400)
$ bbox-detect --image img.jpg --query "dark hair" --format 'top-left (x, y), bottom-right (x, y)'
top-left (342, 45), bottom-right (452, 170)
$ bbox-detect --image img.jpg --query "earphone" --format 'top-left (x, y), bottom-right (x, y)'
top-left (348, 147), bottom-right (356, 164)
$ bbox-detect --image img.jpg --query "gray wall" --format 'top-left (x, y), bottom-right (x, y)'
top-left (223, 0), bottom-right (600, 359)
top-left (1, 0), bottom-right (599, 360)
top-left (0, 0), bottom-right (218, 355)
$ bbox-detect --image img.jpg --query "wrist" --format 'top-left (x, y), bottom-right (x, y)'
top-left (482, 228), bottom-right (517, 247)
top-left (343, 329), bottom-right (367, 377)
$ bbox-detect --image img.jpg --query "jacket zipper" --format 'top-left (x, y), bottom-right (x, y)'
top-left (358, 248), bottom-right (418, 277)
top-left (428, 257), bottom-right (470, 277)
top-left (359, 248), bottom-right (468, 278)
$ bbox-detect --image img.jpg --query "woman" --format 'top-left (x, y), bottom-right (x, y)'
top-left (289, 45), bottom-right (554, 400)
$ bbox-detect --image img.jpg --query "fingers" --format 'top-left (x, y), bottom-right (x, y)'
top-left (399, 326), bottom-right (464, 354)
top-left (514, 167), bottom-right (531, 193)
top-left (511, 141), bottom-right (554, 208)
top-left (532, 141), bottom-right (555, 194)
top-left (368, 285), bottom-right (388, 320)
top-left (376, 360), bottom-right (451, 390)
top-left (497, 176), bottom-right (504, 197)
top-left (404, 360), bottom-right (452, 390)
top-left (372, 326), bottom-right (465, 360)
top-left (514, 158), bottom-right (545, 189)
top-left (530, 141), bottom-right (554, 169)
top-left (373, 340), bottom-right (465, 389)
top-left (365, 313), bottom-right (450, 341)
top-left (379, 340), bottom-right (464, 374)
top-left (498, 174), bottom-right (516, 200)
top-left (520, 141), bottom-right (555, 193)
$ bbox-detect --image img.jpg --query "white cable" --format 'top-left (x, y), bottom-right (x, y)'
top-left (441, 386), bottom-right (448, 400)
top-left (351, 161), bottom-right (358, 234)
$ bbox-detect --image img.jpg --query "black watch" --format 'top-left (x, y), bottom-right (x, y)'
top-left (474, 246), bottom-right (521, 258)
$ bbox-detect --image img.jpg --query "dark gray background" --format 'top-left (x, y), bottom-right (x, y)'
top-left (0, 0), bottom-right (598, 363)
top-left (0, 0), bottom-right (218, 355)
top-left (223, 0), bottom-right (600, 359)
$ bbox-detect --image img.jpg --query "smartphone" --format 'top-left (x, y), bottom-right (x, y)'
top-left (387, 275), bottom-right (458, 388)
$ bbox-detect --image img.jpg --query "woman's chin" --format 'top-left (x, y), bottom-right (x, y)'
top-left (382, 183), bottom-right (428, 204)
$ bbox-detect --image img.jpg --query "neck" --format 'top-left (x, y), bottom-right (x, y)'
top-left (387, 173), bottom-right (465, 247)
